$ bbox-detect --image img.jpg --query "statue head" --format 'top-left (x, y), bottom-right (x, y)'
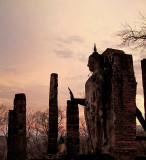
top-left (87, 44), bottom-right (102, 72)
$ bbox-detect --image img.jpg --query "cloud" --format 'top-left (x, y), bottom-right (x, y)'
top-left (46, 35), bottom-right (85, 45)
top-left (65, 75), bottom-right (85, 81)
top-left (63, 36), bottom-right (85, 44)
top-left (0, 85), bottom-right (15, 100)
top-left (54, 49), bottom-right (74, 58)
top-left (0, 84), bottom-right (49, 109)
top-left (0, 66), bottom-right (19, 74)
top-left (78, 54), bottom-right (87, 63)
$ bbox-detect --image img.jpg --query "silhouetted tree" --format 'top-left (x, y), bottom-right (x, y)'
top-left (0, 104), bottom-right (8, 139)
top-left (26, 107), bottom-right (65, 159)
top-left (116, 13), bottom-right (146, 51)
top-left (79, 117), bottom-right (90, 154)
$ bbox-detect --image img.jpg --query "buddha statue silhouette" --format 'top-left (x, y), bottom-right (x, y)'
top-left (68, 44), bottom-right (105, 153)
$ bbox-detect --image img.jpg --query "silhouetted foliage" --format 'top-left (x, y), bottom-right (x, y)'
top-left (116, 13), bottom-right (146, 51)
top-left (26, 107), bottom-right (65, 159)
top-left (0, 104), bottom-right (8, 139)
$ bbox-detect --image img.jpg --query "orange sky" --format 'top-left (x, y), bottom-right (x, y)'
top-left (0, 0), bottom-right (146, 123)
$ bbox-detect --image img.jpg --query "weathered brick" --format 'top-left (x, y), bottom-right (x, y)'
top-left (7, 93), bottom-right (26, 160)
top-left (102, 48), bottom-right (136, 160)
top-left (48, 73), bottom-right (58, 154)
top-left (66, 100), bottom-right (79, 156)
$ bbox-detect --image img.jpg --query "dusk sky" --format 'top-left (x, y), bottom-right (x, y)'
top-left (0, 0), bottom-right (146, 121)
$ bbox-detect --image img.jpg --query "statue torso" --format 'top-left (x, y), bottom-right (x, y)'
top-left (85, 69), bottom-right (104, 152)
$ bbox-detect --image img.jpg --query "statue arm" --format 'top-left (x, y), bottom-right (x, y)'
top-left (68, 87), bottom-right (85, 106)
top-left (72, 98), bottom-right (85, 106)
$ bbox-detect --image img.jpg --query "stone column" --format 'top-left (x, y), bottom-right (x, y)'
top-left (102, 49), bottom-right (136, 160)
top-left (141, 59), bottom-right (146, 119)
top-left (66, 100), bottom-right (79, 157)
top-left (7, 93), bottom-right (26, 160)
top-left (48, 73), bottom-right (58, 154)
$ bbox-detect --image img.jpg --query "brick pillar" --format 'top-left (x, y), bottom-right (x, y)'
top-left (48, 73), bottom-right (58, 154)
top-left (141, 59), bottom-right (146, 119)
top-left (7, 110), bottom-right (18, 160)
top-left (67, 100), bottom-right (79, 157)
top-left (102, 49), bottom-right (136, 160)
top-left (7, 93), bottom-right (26, 160)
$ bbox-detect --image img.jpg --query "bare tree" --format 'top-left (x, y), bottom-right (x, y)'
top-left (0, 103), bottom-right (66, 159)
top-left (79, 116), bottom-right (90, 154)
top-left (116, 13), bottom-right (146, 132)
top-left (26, 107), bottom-right (66, 159)
top-left (116, 13), bottom-right (146, 51)
top-left (26, 109), bottom-right (49, 159)
top-left (0, 104), bottom-right (8, 139)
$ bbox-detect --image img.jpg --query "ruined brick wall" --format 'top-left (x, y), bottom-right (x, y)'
top-left (141, 59), bottom-right (146, 119)
top-left (66, 100), bottom-right (79, 156)
top-left (48, 73), bottom-right (58, 154)
top-left (102, 49), bottom-right (136, 160)
top-left (7, 93), bottom-right (26, 160)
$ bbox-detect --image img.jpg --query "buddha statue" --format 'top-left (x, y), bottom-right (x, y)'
top-left (68, 44), bottom-right (105, 153)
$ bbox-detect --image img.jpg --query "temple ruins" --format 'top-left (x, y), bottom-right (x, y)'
top-left (7, 93), bottom-right (26, 160)
top-left (69, 47), bottom-right (137, 160)
top-left (102, 48), bottom-right (137, 160)
top-left (48, 73), bottom-right (58, 155)
top-left (6, 46), bottom-right (146, 160)
top-left (66, 100), bottom-right (79, 158)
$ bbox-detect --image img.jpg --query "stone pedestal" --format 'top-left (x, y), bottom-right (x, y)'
top-left (7, 93), bottom-right (26, 160)
top-left (66, 100), bottom-right (79, 157)
top-left (48, 73), bottom-right (58, 154)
